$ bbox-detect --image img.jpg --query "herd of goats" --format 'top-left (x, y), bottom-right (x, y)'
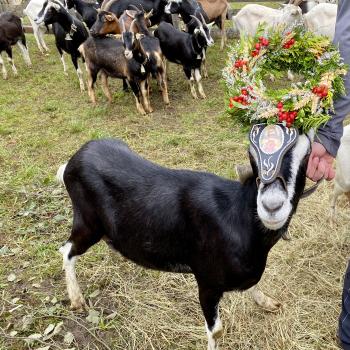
top-left (0, 0), bottom-right (338, 114)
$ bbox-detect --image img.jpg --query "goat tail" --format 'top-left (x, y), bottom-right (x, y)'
top-left (56, 163), bottom-right (67, 186)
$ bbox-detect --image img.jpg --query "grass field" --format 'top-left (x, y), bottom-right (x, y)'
top-left (0, 33), bottom-right (349, 350)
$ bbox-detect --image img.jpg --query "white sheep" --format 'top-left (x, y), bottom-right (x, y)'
top-left (330, 124), bottom-right (350, 222)
top-left (304, 3), bottom-right (337, 40)
top-left (232, 1), bottom-right (303, 37)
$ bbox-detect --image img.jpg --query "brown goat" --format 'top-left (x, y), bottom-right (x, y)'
top-left (90, 9), bottom-right (151, 37)
top-left (198, 0), bottom-right (229, 49)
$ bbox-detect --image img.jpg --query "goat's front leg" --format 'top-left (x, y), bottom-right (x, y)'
top-left (5, 48), bottom-right (17, 76)
top-left (185, 68), bottom-right (198, 99)
top-left (248, 284), bottom-right (281, 312)
top-left (195, 68), bottom-right (206, 99)
top-left (220, 13), bottom-right (227, 50)
top-left (71, 54), bottom-right (85, 91)
top-left (198, 286), bottom-right (223, 350)
top-left (129, 80), bottom-right (146, 115)
top-left (140, 79), bottom-right (153, 114)
top-left (0, 53), bottom-right (8, 79)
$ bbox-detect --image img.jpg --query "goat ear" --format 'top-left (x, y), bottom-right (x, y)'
top-left (145, 8), bottom-right (153, 19)
top-left (105, 14), bottom-right (114, 21)
top-left (235, 164), bottom-right (254, 184)
top-left (207, 22), bottom-right (214, 29)
top-left (135, 33), bottom-right (144, 40)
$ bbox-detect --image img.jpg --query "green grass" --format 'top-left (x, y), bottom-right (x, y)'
top-left (0, 33), bottom-right (349, 350)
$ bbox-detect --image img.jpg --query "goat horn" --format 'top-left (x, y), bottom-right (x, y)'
top-left (190, 15), bottom-right (202, 28)
top-left (125, 10), bottom-right (135, 19)
top-left (129, 4), bottom-right (142, 12)
top-left (121, 18), bottom-right (126, 32)
top-left (130, 18), bottom-right (137, 32)
top-left (235, 164), bottom-right (253, 184)
top-left (145, 8), bottom-right (153, 19)
top-left (199, 12), bottom-right (206, 24)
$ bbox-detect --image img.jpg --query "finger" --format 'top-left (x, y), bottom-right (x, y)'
top-left (312, 161), bottom-right (326, 182)
top-left (307, 156), bottom-right (319, 180)
top-left (327, 166), bottom-right (336, 181)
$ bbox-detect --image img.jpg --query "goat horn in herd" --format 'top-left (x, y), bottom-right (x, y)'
top-left (145, 8), bottom-right (153, 19)
top-left (190, 15), bottom-right (202, 28)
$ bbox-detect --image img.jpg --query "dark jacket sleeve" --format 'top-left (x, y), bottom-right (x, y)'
top-left (316, 0), bottom-right (350, 157)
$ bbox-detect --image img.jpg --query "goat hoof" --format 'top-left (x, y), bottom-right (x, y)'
top-left (64, 71), bottom-right (68, 76)
top-left (281, 231), bottom-right (291, 241)
top-left (70, 299), bottom-right (86, 312)
top-left (258, 296), bottom-right (282, 313)
top-left (199, 94), bottom-right (206, 99)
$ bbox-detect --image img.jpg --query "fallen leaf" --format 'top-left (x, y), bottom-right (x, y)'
top-left (11, 297), bottom-right (20, 304)
top-left (22, 261), bottom-right (30, 268)
top-left (7, 273), bottom-right (16, 282)
top-left (88, 289), bottom-right (100, 298)
top-left (52, 321), bottom-right (63, 336)
top-left (36, 346), bottom-right (50, 350)
top-left (44, 324), bottom-right (55, 335)
top-left (86, 309), bottom-right (100, 325)
top-left (64, 331), bottom-right (74, 344)
top-left (51, 297), bottom-right (58, 304)
top-left (22, 315), bottom-right (34, 330)
top-left (32, 283), bottom-right (41, 288)
top-left (9, 331), bottom-right (18, 337)
top-left (28, 333), bottom-right (42, 340)
top-left (105, 311), bottom-right (118, 320)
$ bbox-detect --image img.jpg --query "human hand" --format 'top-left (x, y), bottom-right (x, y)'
top-left (306, 142), bottom-right (335, 182)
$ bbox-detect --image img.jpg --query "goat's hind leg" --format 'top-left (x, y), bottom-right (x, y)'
top-left (198, 285), bottom-right (223, 350)
top-left (60, 211), bottom-right (103, 311)
top-left (71, 54), bottom-right (85, 91)
top-left (100, 71), bottom-right (112, 104)
top-left (0, 53), bottom-right (7, 79)
top-left (17, 36), bottom-right (32, 67)
top-left (248, 284), bottom-right (281, 312)
top-left (194, 68), bottom-right (206, 99)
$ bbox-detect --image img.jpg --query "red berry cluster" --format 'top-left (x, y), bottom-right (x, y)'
top-left (251, 37), bottom-right (269, 57)
top-left (234, 59), bottom-right (248, 69)
top-left (312, 85), bottom-right (328, 98)
top-left (277, 101), bottom-right (297, 127)
top-left (229, 87), bottom-right (254, 108)
top-left (283, 37), bottom-right (295, 49)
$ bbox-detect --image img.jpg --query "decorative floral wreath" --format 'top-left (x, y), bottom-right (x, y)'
top-left (223, 25), bottom-right (348, 131)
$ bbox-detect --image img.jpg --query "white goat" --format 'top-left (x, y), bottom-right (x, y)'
top-left (330, 125), bottom-right (350, 222)
top-left (23, 0), bottom-right (51, 54)
top-left (232, 1), bottom-right (303, 37)
top-left (303, 3), bottom-right (337, 40)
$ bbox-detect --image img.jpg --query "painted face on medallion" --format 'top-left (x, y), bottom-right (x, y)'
top-left (259, 124), bottom-right (284, 155)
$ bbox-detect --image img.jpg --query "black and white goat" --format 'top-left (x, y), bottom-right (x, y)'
top-left (79, 25), bottom-right (152, 114)
top-left (35, 0), bottom-right (89, 91)
top-left (0, 12), bottom-right (31, 80)
top-left (154, 16), bottom-right (213, 99)
top-left (66, 0), bottom-right (98, 29)
top-left (56, 127), bottom-right (314, 350)
top-left (165, 0), bottom-right (213, 78)
top-left (121, 10), bottom-right (169, 105)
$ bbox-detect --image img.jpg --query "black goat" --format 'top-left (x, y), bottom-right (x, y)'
top-left (100, 0), bottom-right (171, 26)
top-left (57, 126), bottom-right (313, 349)
top-left (66, 0), bottom-right (98, 28)
top-left (123, 10), bottom-right (169, 105)
top-left (165, 0), bottom-right (213, 78)
top-left (78, 27), bottom-right (152, 114)
top-left (0, 12), bottom-right (31, 80)
top-left (154, 17), bottom-right (213, 99)
top-left (35, 0), bottom-right (89, 91)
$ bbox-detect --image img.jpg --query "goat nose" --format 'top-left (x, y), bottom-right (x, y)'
top-left (262, 200), bottom-right (283, 214)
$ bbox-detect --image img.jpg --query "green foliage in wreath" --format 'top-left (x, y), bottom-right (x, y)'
top-left (223, 25), bottom-right (347, 131)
